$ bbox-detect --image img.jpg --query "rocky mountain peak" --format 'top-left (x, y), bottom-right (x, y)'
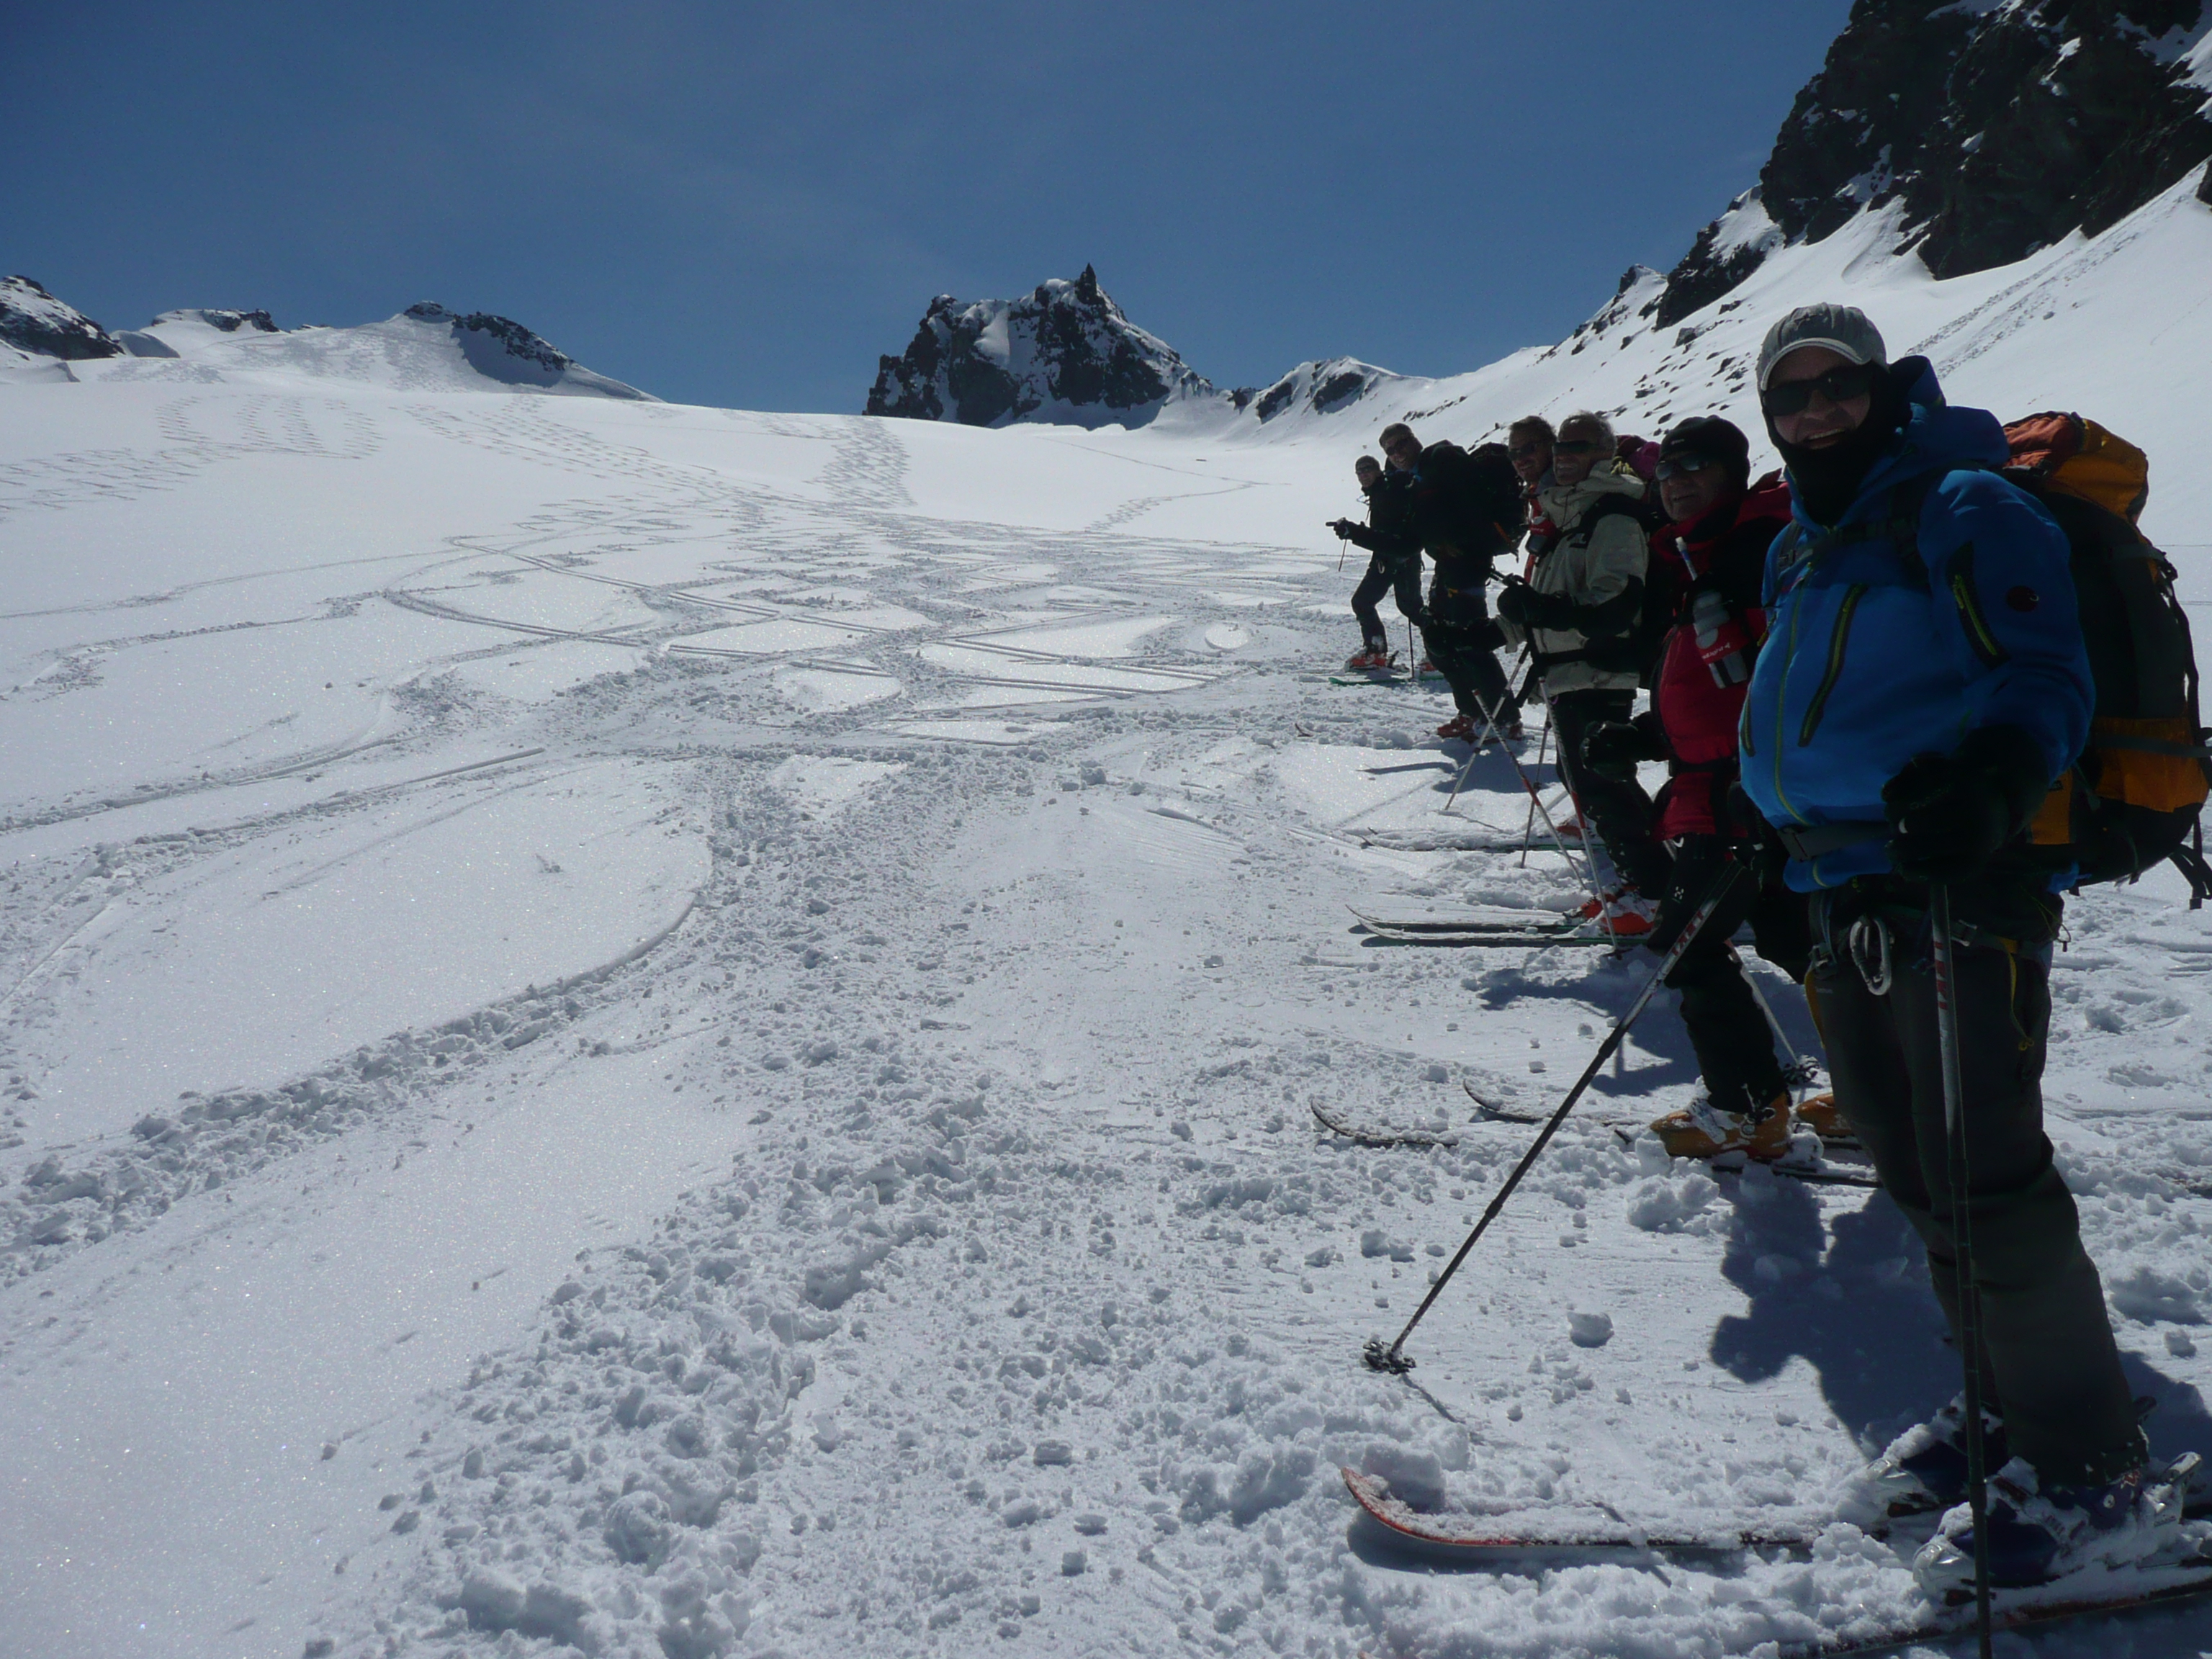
top-left (1, 275), bottom-right (123, 361)
top-left (1650, 0), bottom-right (2212, 325)
top-left (866, 267), bottom-right (1214, 428)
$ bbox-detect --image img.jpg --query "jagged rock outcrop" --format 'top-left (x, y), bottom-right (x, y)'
top-left (1, 276), bottom-right (123, 360)
top-left (866, 266), bottom-right (1214, 427)
top-left (1653, 0), bottom-right (2212, 324)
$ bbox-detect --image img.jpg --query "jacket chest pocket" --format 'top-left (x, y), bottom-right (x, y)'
top-left (1797, 584), bottom-right (1869, 746)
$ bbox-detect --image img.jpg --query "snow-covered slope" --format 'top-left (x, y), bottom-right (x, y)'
top-left (1263, 166), bottom-right (2212, 556)
top-left (4, 285), bottom-right (655, 399)
top-left (4, 161), bottom-right (2212, 1659)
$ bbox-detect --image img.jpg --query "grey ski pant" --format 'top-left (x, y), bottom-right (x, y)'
top-left (1811, 922), bottom-right (2144, 1485)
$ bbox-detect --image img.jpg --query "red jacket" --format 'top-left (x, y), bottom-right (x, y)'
top-left (1649, 473), bottom-right (1792, 838)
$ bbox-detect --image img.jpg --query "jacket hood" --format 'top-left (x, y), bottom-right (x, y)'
top-left (1784, 357), bottom-right (2010, 533)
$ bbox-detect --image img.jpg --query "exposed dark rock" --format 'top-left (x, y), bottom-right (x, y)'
top-left (1652, 0), bottom-right (2212, 320)
top-left (1246, 356), bottom-right (1401, 423)
top-left (1, 275), bottom-right (122, 360)
top-left (866, 265), bottom-right (1213, 427)
top-left (405, 302), bottom-right (574, 371)
top-left (151, 307), bottom-right (280, 334)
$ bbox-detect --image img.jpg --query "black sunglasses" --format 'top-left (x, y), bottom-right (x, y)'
top-left (1655, 452), bottom-right (1721, 481)
top-left (1552, 438), bottom-right (1601, 455)
top-left (1508, 441), bottom-right (1546, 459)
top-left (1761, 362), bottom-right (1877, 417)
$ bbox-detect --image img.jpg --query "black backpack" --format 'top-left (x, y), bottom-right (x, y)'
top-left (1419, 440), bottom-right (1524, 553)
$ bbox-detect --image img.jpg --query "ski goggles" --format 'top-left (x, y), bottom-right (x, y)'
top-left (1759, 362), bottom-right (1877, 417)
top-left (1654, 452), bottom-right (1722, 481)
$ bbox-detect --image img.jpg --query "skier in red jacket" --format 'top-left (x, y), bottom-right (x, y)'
top-left (1575, 416), bottom-right (1822, 1159)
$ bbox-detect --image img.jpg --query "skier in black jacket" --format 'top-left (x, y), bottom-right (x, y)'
top-left (1328, 454), bottom-right (1425, 671)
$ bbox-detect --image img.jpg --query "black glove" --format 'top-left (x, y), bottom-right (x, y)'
top-left (1725, 780), bottom-right (1789, 886)
top-left (1881, 724), bottom-right (2051, 882)
top-left (1327, 518), bottom-right (1355, 539)
top-left (1496, 581), bottom-right (1572, 630)
top-left (1581, 713), bottom-right (1663, 774)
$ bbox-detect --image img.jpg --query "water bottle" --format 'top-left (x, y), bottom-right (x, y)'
top-left (1691, 588), bottom-right (1749, 687)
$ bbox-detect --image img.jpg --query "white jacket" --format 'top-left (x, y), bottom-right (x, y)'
top-left (1503, 468), bottom-right (1651, 695)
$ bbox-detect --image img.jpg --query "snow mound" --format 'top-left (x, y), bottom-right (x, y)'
top-left (1237, 355), bottom-right (1402, 425)
top-left (0, 279), bottom-right (655, 398)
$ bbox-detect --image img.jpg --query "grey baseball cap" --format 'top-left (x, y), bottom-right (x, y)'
top-left (1756, 304), bottom-right (1889, 390)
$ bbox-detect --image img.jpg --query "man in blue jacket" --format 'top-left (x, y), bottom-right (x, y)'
top-left (1740, 305), bottom-right (2172, 1592)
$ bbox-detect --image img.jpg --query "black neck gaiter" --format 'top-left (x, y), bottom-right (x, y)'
top-left (1768, 367), bottom-right (1910, 529)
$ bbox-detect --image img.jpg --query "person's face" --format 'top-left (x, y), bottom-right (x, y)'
top-left (1355, 461), bottom-right (1382, 490)
top-left (1658, 454), bottom-right (1732, 524)
top-left (1551, 431), bottom-right (1602, 486)
top-left (1509, 433), bottom-right (1551, 485)
top-left (1763, 345), bottom-right (1875, 450)
top-left (1382, 432), bottom-right (1421, 472)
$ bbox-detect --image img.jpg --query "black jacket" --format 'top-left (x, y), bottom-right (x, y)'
top-left (1340, 471), bottom-right (1422, 563)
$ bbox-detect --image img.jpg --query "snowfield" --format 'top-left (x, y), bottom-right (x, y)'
top-left (6, 172), bottom-right (2212, 1659)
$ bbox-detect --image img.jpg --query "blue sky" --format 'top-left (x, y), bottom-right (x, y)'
top-left (6, 1), bottom-right (1852, 411)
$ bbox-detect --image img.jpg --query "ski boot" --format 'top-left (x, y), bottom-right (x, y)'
top-left (1434, 713), bottom-right (1477, 741)
top-left (1549, 812), bottom-right (1587, 844)
top-left (1912, 1453), bottom-right (2195, 1596)
top-left (1344, 647), bottom-right (1394, 673)
top-left (1836, 1394), bottom-right (2009, 1527)
top-left (1574, 888), bottom-right (1656, 938)
top-left (1794, 1092), bottom-right (1849, 1143)
top-left (1650, 1092), bottom-right (1791, 1162)
top-left (1415, 656), bottom-right (1439, 677)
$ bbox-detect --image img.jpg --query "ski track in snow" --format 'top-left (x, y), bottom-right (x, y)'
top-left (8, 184), bottom-right (2212, 1657)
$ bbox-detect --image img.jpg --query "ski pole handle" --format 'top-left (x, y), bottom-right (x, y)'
top-left (1367, 860), bottom-right (1750, 1372)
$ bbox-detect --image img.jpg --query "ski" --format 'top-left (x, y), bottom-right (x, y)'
top-left (1362, 928), bottom-right (1619, 948)
top-left (1775, 1556), bottom-right (2212, 1658)
top-left (1462, 1082), bottom-right (1543, 1123)
top-left (1356, 832), bottom-right (1579, 855)
top-left (1343, 1468), bottom-right (1817, 1555)
top-left (1350, 907), bottom-right (1582, 937)
top-left (1310, 1104), bottom-right (1457, 1148)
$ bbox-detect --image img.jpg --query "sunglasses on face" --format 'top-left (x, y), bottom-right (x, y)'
top-left (1509, 442), bottom-right (1546, 459)
top-left (1552, 439), bottom-right (1601, 455)
top-left (1655, 452), bottom-right (1719, 481)
top-left (1384, 439), bottom-right (1419, 457)
top-left (1761, 361), bottom-right (1877, 418)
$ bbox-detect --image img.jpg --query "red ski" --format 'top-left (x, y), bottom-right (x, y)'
top-left (1341, 1467), bottom-right (1816, 1555)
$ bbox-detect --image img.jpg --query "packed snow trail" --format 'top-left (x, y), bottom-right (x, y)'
top-left (6, 180), bottom-right (2212, 1653)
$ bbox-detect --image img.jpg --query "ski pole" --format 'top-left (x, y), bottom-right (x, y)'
top-left (1442, 648), bottom-right (1529, 816)
top-left (1930, 884), bottom-right (1995, 1659)
top-left (1730, 945), bottom-right (1812, 1107)
top-left (1532, 680), bottom-right (1614, 940)
top-left (1364, 861), bottom-right (1748, 1374)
